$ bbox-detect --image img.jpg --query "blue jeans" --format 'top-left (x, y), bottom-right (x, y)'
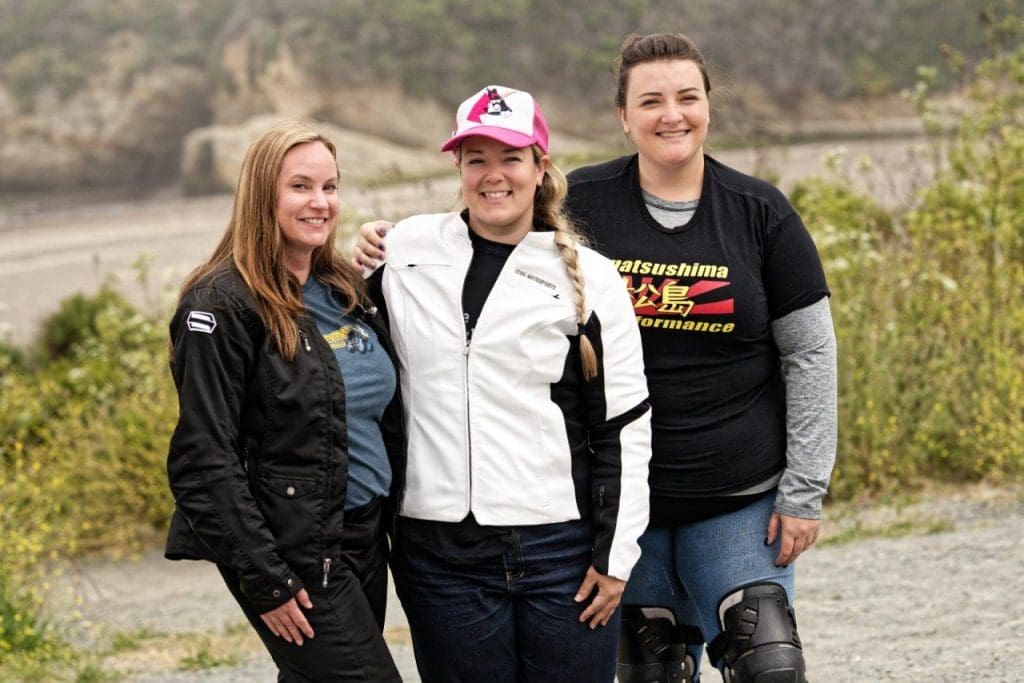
top-left (622, 490), bottom-right (796, 678)
top-left (390, 517), bottom-right (621, 683)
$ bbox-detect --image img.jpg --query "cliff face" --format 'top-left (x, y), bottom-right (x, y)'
top-left (0, 31), bottom-right (212, 190)
top-left (2, 0), bottom-right (957, 195)
top-left (0, 29), bottom-right (451, 193)
top-left (175, 34), bottom-right (452, 195)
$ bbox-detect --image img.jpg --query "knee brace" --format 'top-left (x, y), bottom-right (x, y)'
top-left (616, 606), bottom-right (699, 682)
top-left (708, 583), bottom-right (806, 683)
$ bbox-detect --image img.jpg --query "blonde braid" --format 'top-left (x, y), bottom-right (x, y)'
top-left (533, 147), bottom-right (599, 381)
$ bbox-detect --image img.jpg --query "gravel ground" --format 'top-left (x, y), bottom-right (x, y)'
top-left (65, 484), bottom-right (1023, 682)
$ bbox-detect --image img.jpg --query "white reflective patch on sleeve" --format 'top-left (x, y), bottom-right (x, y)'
top-left (186, 311), bottom-right (217, 334)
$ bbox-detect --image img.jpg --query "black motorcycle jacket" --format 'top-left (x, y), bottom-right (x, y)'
top-left (164, 267), bottom-right (405, 612)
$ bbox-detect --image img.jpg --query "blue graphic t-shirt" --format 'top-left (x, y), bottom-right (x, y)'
top-left (302, 277), bottom-right (395, 510)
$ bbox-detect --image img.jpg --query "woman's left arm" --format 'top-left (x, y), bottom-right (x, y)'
top-left (767, 297), bottom-right (837, 565)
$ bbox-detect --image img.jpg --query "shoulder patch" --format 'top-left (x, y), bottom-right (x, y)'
top-left (186, 310), bottom-right (217, 334)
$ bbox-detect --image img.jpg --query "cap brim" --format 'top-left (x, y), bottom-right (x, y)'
top-left (440, 126), bottom-right (540, 153)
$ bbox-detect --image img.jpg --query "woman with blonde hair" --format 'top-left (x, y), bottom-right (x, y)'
top-left (165, 119), bottom-right (404, 682)
top-left (369, 85), bottom-right (652, 682)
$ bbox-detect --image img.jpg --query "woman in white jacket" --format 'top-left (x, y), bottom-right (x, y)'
top-left (369, 85), bottom-right (652, 683)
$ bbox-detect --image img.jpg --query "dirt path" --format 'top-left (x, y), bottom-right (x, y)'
top-left (65, 484), bottom-right (1022, 682)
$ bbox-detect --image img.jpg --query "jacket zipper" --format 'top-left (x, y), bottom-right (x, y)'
top-left (322, 557), bottom-right (332, 587)
top-left (464, 338), bottom-right (473, 512)
top-left (304, 320), bottom-right (337, 589)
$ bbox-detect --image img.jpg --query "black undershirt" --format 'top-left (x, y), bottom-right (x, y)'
top-left (397, 223), bottom-right (519, 563)
top-left (461, 226), bottom-right (515, 342)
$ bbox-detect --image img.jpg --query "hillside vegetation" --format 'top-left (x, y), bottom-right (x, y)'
top-left (0, 0), bottom-right (996, 113)
top-left (0, 0), bottom-right (1000, 191)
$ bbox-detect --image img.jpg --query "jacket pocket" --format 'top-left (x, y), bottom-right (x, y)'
top-left (260, 474), bottom-right (319, 499)
top-left (256, 473), bottom-right (322, 557)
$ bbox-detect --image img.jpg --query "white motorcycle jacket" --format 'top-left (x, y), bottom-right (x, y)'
top-left (378, 212), bottom-right (651, 580)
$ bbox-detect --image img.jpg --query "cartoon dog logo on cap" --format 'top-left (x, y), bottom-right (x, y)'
top-left (468, 88), bottom-right (512, 122)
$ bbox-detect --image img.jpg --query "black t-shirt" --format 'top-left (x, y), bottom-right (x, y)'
top-left (566, 155), bottom-right (829, 502)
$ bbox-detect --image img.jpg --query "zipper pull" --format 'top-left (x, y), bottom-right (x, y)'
top-left (322, 557), bottom-right (332, 587)
top-left (301, 332), bottom-right (312, 352)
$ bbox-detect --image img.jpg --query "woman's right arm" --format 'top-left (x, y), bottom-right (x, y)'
top-left (574, 257), bottom-right (653, 628)
top-left (167, 287), bottom-right (305, 616)
top-left (578, 259), bottom-right (653, 580)
top-left (352, 220), bottom-right (394, 270)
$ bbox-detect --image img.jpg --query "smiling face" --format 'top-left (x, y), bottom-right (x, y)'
top-left (617, 58), bottom-right (710, 174)
top-left (275, 141), bottom-right (340, 271)
top-left (457, 135), bottom-right (549, 243)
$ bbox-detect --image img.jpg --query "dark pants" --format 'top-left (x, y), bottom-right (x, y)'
top-left (218, 499), bottom-right (401, 682)
top-left (391, 517), bottom-right (620, 683)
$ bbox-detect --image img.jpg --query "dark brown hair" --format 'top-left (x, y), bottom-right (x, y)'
top-left (614, 32), bottom-right (711, 108)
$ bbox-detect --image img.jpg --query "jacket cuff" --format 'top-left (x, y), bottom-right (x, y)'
top-left (244, 571), bottom-right (305, 613)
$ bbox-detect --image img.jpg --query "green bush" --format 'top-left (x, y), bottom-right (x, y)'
top-left (0, 340), bottom-right (26, 369)
top-left (1, 289), bottom-right (177, 676)
top-left (792, 16), bottom-right (1024, 499)
top-left (37, 287), bottom-right (137, 361)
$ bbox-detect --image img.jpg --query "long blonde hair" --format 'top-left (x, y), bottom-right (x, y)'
top-left (177, 119), bottom-right (367, 360)
top-left (529, 146), bottom-right (599, 381)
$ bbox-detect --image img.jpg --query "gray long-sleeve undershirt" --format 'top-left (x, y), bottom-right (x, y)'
top-left (770, 296), bottom-right (838, 519)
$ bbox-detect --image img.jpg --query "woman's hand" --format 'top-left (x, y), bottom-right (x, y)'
top-left (260, 588), bottom-right (315, 645)
top-left (352, 220), bottom-right (393, 270)
top-left (766, 512), bottom-right (821, 567)
top-left (575, 565), bottom-right (626, 629)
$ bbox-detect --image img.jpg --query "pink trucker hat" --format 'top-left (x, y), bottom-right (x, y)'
top-left (440, 85), bottom-right (550, 154)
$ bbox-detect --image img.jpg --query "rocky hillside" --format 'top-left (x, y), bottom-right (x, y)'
top-left (0, 0), bottom-right (999, 193)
